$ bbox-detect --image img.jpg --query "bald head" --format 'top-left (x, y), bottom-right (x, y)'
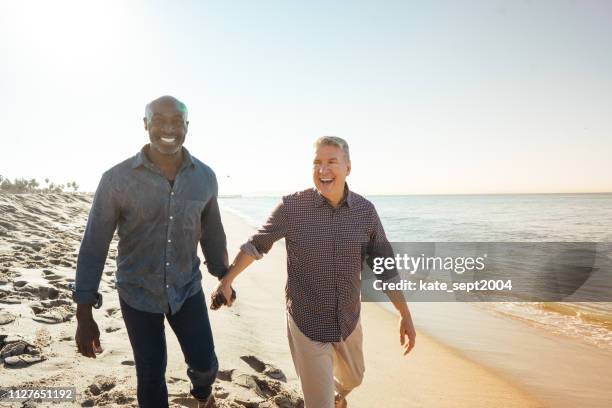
top-left (145, 95), bottom-right (188, 124)
top-left (143, 95), bottom-right (189, 156)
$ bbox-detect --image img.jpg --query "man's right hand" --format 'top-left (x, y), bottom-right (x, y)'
top-left (75, 304), bottom-right (102, 358)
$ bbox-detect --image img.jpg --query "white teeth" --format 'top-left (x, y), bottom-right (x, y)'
top-left (320, 178), bottom-right (333, 182)
top-left (161, 137), bottom-right (176, 143)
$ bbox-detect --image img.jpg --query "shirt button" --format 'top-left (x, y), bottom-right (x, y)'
top-left (166, 262), bottom-right (170, 266)
top-left (169, 216), bottom-right (173, 220)
top-left (166, 284), bottom-right (170, 288)
top-left (168, 239), bottom-right (172, 243)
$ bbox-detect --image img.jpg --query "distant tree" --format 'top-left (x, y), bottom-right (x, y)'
top-left (0, 176), bottom-right (78, 194)
top-left (13, 178), bottom-right (29, 193)
top-left (28, 178), bottom-right (39, 191)
top-left (0, 178), bottom-right (12, 192)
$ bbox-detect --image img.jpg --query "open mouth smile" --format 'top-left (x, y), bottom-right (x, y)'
top-left (160, 137), bottom-right (177, 144)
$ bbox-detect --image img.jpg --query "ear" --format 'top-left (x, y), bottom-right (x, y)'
top-left (346, 161), bottom-right (351, 176)
top-left (185, 120), bottom-right (189, 129)
top-left (143, 117), bottom-right (149, 130)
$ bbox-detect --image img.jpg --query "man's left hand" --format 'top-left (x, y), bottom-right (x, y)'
top-left (210, 279), bottom-right (236, 310)
top-left (399, 313), bottom-right (416, 355)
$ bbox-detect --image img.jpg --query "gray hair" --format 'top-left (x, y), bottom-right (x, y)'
top-left (314, 136), bottom-right (350, 161)
top-left (145, 95), bottom-right (189, 123)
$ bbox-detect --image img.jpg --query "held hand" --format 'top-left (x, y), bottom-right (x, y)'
top-left (75, 316), bottom-right (102, 358)
top-left (399, 313), bottom-right (416, 356)
top-left (210, 279), bottom-right (236, 310)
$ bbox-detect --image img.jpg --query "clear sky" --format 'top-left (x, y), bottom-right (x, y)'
top-left (1, 0), bottom-right (611, 195)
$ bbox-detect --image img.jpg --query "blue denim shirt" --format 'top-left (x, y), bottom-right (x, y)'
top-left (74, 145), bottom-right (228, 314)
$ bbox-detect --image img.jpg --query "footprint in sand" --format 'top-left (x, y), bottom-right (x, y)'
top-left (41, 269), bottom-right (65, 283)
top-left (2, 353), bottom-right (46, 368)
top-left (105, 320), bottom-right (123, 333)
top-left (0, 337), bottom-right (46, 368)
top-left (30, 299), bottom-right (75, 324)
top-left (0, 310), bottom-right (17, 325)
top-left (80, 375), bottom-right (135, 407)
top-left (183, 363), bottom-right (303, 408)
top-left (0, 288), bottom-right (25, 304)
top-left (105, 307), bottom-right (121, 318)
top-left (13, 281), bottom-right (60, 300)
top-left (167, 364), bottom-right (302, 407)
top-left (0, 266), bottom-right (14, 284)
top-left (216, 369), bottom-right (234, 382)
top-left (241, 355), bottom-right (287, 382)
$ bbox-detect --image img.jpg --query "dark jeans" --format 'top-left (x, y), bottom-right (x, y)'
top-left (119, 289), bottom-right (218, 408)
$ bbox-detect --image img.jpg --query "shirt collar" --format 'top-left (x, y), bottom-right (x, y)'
top-left (132, 145), bottom-right (195, 170)
top-left (314, 183), bottom-right (354, 208)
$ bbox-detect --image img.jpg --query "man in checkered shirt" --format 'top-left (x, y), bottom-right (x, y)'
top-left (211, 136), bottom-right (416, 408)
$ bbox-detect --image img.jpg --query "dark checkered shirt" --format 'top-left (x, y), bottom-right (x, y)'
top-left (241, 186), bottom-right (397, 343)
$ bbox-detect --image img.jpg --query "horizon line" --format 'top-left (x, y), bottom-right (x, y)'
top-left (218, 191), bottom-right (612, 198)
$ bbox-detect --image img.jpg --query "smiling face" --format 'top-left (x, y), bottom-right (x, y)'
top-left (143, 98), bottom-right (189, 156)
top-left (312, 144), bottom-right (351, 206)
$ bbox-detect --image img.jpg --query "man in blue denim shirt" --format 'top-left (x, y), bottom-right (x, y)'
top-left (73, 95), bottom-right (228, 408)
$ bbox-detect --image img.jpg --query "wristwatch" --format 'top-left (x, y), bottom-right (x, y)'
top-left (68, 283), bottom-right (103, 309)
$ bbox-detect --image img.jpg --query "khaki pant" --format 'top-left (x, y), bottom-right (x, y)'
top-left (286, 313), bottom-right (365, 408)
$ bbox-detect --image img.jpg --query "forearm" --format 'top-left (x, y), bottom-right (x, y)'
top-left (73, 245), bottom-right (110, 306)
top-left (223, 250), bottom-right (256, 284)
top-left (74, 172), bottom-right (118, 304)
top-left (201, 238), bottom-right (229, 278)
top-left (385, 288), bottom-right (410, 317)
top-left (201, 195), bottom-right (230, 278)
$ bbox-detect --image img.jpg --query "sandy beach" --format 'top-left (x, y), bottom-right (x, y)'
top-left (1, 193), bottom-right (544, 407)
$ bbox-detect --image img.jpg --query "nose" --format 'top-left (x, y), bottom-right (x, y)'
top-left (316, 164), bottom-right (330, 173)
top-left (162, 123), bottom-right (176, 132)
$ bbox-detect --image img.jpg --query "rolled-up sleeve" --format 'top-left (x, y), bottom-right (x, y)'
top-left (240, 201), bottom-right (287, 259)
top-left (74, 171), bottom-right (119, 306)
top-left (366, 206), bottom-right (399, 282)
top-left (200, 174), bottom-right (229, 279)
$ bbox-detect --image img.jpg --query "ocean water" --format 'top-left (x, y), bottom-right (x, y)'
top-left (220, 193), bottom-right (612, 242)
top-left (219, 193), bottom-right (612, 352)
